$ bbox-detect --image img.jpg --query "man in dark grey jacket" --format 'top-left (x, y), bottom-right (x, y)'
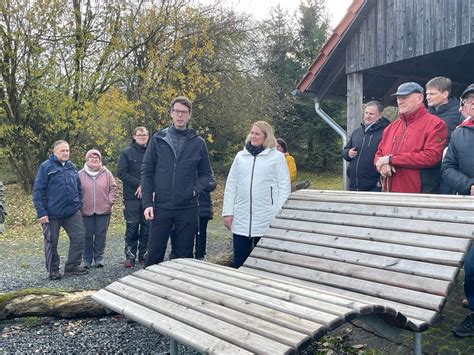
top-left (142, 96), bottom-right (215, 266)
top-left (442, 84), bottom-right (474, 338)
top-left (117, 127), bottom-right (149, 268)
top-left (343, 100), bottom-right (390, 191)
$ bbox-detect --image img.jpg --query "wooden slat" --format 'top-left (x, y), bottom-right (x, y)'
top-left (160, 260), bottom-right (358, 317)
top-left (250, 247), bottom-right (450, 296)
top-left (267, 223), bottom-right (464, 266)
top-left (243, 258), bottom-right (444, 312)
top-left (268, 220), bottom-right (469, 252)
top-left (105, 282), bottom-right (294, 354)
top-left (240, 267), bottom-right (435, 331)
top-left (145, 264), bottom-right (342, 329)
top-left (284, 199), bottom-right (474, 224)
top-left (290, 190), bottom-right (474, 210)
top-left (174, 259), bottom-right (372, 313)
top-left (258, 237), bottom-right (457, 281)
top-left (134, 268), bottom-right (326, 336)
top-left (277, 209), bottom-right (474, 239)
top-left (118, 275), bottom-right (311, 349)
top-left (92, 290), bottom-right (253, 355)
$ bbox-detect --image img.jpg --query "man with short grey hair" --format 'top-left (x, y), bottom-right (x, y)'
top-left (374, 82), bottom-right (447, 193)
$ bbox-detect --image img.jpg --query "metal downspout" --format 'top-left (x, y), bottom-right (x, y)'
top-left (313, 98), bottom-right (348, 191)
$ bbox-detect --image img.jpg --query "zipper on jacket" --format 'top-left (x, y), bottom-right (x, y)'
top-left (270, 186), bottom-right (273, 205)
top-left (93, 176), bottom-right (96, 213)
top-left (354, 136), bottom-right (366, 190)
top-left (248, 156), bottom-right (257, 237)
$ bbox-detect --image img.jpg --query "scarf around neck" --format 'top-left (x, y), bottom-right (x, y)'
top-left (245, 142), bottom-right (265, 156)
top-left (84, 163), bottom-right (103, 176)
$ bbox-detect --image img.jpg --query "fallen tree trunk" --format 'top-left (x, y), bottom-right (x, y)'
top-left (0, 289), bottom-right (107, 320)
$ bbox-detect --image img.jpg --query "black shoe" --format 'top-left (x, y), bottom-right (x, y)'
top-left (49, 271), bottom-right (61, 280)
top-left (64, 266), bottom-right (89, 276)
top-left (453, 314), bottom-right (474, 337)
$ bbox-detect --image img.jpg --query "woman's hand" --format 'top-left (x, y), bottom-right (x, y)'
top-left (223, 215), bottom-right (233, 230)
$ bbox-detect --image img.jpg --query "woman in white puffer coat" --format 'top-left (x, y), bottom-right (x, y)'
top-left (222, 121), bottom-right (291, 268)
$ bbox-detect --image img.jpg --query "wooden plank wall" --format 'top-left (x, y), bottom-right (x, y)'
top-left (346, 0), bottom-right (473, 74)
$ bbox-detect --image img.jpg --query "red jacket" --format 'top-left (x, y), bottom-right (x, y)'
top-left (374, 105), bottom-right (447, 193)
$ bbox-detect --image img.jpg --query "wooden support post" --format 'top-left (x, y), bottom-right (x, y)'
top-left (414, 332), bottom-right (422, 355)
top-left (170, 338), bottom-right (178, 355)
top-left (346, 72), bottom-right (364, 137)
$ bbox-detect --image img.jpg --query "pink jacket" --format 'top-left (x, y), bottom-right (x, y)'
top-left (79, 167), bottom-right (116, 216)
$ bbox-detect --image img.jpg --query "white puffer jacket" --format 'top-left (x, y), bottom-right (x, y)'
top-left (222, 147), bottom-right (291, 237)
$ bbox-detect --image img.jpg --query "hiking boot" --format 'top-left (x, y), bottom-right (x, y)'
top-left (138, 259), bottom-right (145, 266)
top-left (49, 271), bottom-right (61, 280)
top-left (453, 314), bottom-right (474, 337)
top-left (81, 261), bottom-right (91, 269)
top-left (96, 262), bottom-right (105, 268)
top-left (64, 266), bottom-right (89, 276)
top-left (124, 259), bottom-right (135, 268)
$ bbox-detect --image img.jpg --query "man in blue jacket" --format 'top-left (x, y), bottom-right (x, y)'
top-left (141, 96), bottom-right (215, 266)
top-left (32, 140), bottom-right (88, 280)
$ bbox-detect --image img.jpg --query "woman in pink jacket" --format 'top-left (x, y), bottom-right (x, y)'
top-left (79, 149), bottom-right (116, 268)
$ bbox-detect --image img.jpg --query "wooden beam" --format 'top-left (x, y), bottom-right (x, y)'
top-left (346, 72), bottom-right (363, 136)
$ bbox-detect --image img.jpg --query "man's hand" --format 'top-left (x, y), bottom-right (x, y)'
top-left (135, 186), bottom-right (142, 199)
top-left (223, 215), bottom-right (233, 230)
top-left (38, 216), bottom-right (49, 224)
top-left (348, 148), bottom-right (358, 159)
top-left (379, 164), bottom-right (396, 177)
top-left (470, 185), bottom-right (474, 196)
top-left (144, 207), bottom-right (154, 220)
top-left (375, 155), bottom-right (391, 172)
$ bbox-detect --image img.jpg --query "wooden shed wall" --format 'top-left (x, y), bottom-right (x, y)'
top-left (346, 0), bottom-right (474, 74)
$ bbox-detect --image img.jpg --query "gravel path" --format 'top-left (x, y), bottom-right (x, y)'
top-left (0, 220), bottom-right (233, 354)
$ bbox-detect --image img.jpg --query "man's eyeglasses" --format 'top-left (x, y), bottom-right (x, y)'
top-left (460, 100), bottom-right (472, 107)
top-left (171, 109), bottom-right (190, 115)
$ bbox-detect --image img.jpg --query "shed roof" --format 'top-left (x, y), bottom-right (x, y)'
top-left (296, 0), bottom-right (474, 105)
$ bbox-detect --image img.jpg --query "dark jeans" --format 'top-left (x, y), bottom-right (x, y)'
top-left (145, 207), bottom-right (198, 266)
top-left (171, 216), bottom-right (210, 259)
top-left (465, 244), bottom-right (474, 311)
top-left (82, 214), bottom-right (111, 265)
top-left (49, 210), bottom-right (85, 272)
top-left (123, 199), bottom-right (149, 261)
top-left (232, 234), bottom-right (261, 268)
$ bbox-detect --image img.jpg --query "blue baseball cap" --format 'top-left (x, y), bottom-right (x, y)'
top-left (391, 82), bottom-right (424, 96)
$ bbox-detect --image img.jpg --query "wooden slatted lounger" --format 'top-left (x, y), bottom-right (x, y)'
top-left (93, 190), bottom-right (474, 354)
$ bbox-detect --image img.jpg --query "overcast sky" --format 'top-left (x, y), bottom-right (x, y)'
top-left (198, 0), bottom-right (353, 28)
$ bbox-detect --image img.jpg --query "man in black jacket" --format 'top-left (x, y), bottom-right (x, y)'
top-left (426, 77), bottom-right (463, 194)
top-left (117, 127), bottom-right (149, 268)
top-left (343, 100), bottom-right (390, 191)
top-left (442, 84), bottom-right (474, 338)
top-left (142, 96), bottom-right (215, 266)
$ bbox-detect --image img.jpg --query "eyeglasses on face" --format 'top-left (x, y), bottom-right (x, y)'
top-left (88, 156), bottom-right (100, 160)
top-left (171, 109), bottom-right (190, 115)
top-left (135, 134), bottom-right (148, 137)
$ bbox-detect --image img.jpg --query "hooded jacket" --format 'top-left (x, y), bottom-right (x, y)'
top-left (441, 119), bottom-right (474, 195)
top-left (343, 117), bottom-right (390, 191)
top-left (374, 105), bottom-right (447, 193)
top-left (79, 167), bottom-right (117, 216)
top-left (117, 141), bottom-right (147, 200)
top-left (32, 155), bottom-right (82, 220)
top-left (141, 126), bottom-right (215, 210)
top-left (222, 147), bottom-right (291, 237)
top-left (428, 97), bottom-right (462, 145)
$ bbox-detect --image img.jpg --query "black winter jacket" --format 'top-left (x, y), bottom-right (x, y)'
top-left (428, 97), bottom-right (462, 145)
top-left (117, 141), bottom-right (147, 200)
top-left (343, 117), bottom-right (390, 191)
top-left (141, 126), bottom-right (215, 210)
top-left (441, 121), bottom-right (474, 195)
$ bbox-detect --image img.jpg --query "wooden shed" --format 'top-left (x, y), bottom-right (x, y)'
top-left (295, 0), bottom-right (474, 135)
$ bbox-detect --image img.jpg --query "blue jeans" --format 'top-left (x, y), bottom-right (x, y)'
top-left (465, 243), bottom-right (474, 311)
top-left (232, 234), bottom-right (261, 268)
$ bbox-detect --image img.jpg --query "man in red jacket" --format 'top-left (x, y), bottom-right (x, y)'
top-left (374, 82), bottom-right (447, 193)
